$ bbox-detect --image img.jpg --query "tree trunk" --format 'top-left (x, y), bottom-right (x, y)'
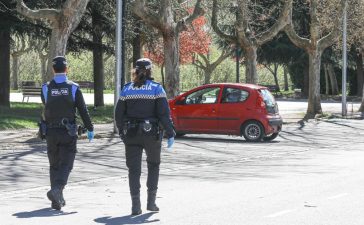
top-left (273, 64), bottom-right (280, 91)
top-left (92, 8), bottom-right (104, 107)
top-left (303, 64), bottom-right (309, 98)
top-left (360, 84), bottom-right (364, 114)
top-left (0, 29), bottom-right (11, 107)
top-left (306, 50), bottom-right (322, 118)
top-left (327, 64), bottom-right (338, 95)
top-left (163, 33), bottom-right (180, 98)
top-left (283, 65), bottom-right (289, 91)
top-left (324, 64), bottom-right (330, 95)
top-left (357, 53), bottom-right (363, 97)
top-left (46, 27), bottom-right (71, 81)
top-left (244, 46), bottom-right (258, 84)
top-left (126, 58), bottom-right (132, 83)
top-left (39, 52), bottom-right (48, 83)
top-left (204, 69), bottom-right (213, 84)
top-left (161, 63), bottom-right (165, 88)
top-left (132, 16), bottom-right (142, 67)
top-left (17, 0), bottom-right (91, 81)
top-left (11, 55), bottom-right (20, 90)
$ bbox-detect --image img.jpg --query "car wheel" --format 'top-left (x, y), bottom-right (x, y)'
top-left (176, 132), bottom-right (185, 137)
top-left (242, 121), bottom-right (264, 142)
top-left (263, 132), bottom-right (279, 141)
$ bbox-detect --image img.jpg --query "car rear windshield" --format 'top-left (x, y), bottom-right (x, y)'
top-left (260, 89), bottom-right (278, 114)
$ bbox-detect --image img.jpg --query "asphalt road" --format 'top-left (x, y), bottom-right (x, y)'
top-left (1, 118), bottom-right (364, 225)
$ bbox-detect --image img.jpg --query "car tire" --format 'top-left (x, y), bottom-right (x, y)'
top-left (241, 121), bottom-right (264, 142)
top-left (263, 132), bottom-right (279, 141)
top-left (175, 132), bottom-right (185, 137)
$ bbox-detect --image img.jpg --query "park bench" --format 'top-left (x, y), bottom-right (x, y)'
top-left (261, 84), bottom-right (281, 97)
top-left (75, 81), bottom-right (94, 93)
top-left (21, 81), bottom-right (41, 102)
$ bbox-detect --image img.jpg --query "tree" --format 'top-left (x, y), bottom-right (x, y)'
top-left (193, 49), bottom-right (231, 84)
top-left (11, 35), bottom-right (32, 90)
top-left (0, 26), bottom-right (10, 107)
top-left (132, 0), bottom-right (205, 98)
top-left (144, 12), bottom-right (212, 84)
top-left (16, 0), bottom-right (90, 81)
top-left (284, 0), bottom-right (346, 118)
top-left (0, 0), bottom-right (45, 107)
top-left (211, 0), bottom-right (292, 84)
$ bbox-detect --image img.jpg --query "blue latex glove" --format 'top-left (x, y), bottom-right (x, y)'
top-left (87, 131), bottom-right (94, 142)
top-left (167, 137), bottom-right (174, 149)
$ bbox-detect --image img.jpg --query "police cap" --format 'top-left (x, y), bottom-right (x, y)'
top-left (52, 56), bottom-right (67, 71)
top-left (135, 58), bottom-right (152, 70)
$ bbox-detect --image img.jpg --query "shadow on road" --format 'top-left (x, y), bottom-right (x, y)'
top-left (13, 207), bottom-right (77, 218)
top-left (94, 212), bottom-right (159, 225)
top-left (176, 135), bottom-right (280, 144)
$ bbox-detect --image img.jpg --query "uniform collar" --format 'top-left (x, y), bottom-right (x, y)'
top-left (53, 73), bottom-right (68, 83)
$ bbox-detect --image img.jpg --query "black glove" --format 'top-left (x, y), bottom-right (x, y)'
top-left (118, 128), bottom-right (125, 142)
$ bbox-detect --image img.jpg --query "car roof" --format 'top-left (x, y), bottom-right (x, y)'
top-left (200, 83), bottom-right (267, 90)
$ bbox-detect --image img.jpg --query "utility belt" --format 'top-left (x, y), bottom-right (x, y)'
top-left (38, 118), bottom-right (86, 139)
top-left (123, 119), bottom-right (161, 139)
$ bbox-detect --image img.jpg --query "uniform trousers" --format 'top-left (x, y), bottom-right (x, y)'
top-left (46, 128), bottom-right (77, 190)
top-left (124, 133), bottom-right (162, 196)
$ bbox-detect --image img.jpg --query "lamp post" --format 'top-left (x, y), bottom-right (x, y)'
top-left (114, 0), bottom-right (125, 132)
top-left (342, 0), bottom-right (347, 117)
top-left (232, 1), bottom-right (240, 83)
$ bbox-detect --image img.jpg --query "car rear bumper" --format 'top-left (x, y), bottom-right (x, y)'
top-left (268, 117), bottom-right (283, 126)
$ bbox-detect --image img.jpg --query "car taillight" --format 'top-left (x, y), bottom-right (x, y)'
top-left (256, 95), bottom-right (266, 108)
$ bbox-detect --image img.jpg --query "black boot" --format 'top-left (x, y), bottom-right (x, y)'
top-left (47, 188), bottom-right (62, 210)
top-left (147, 190), bottom-right (159, 211)
top-left (131, 194), bottom-right (142, 215)
top-left (60, 187), bottom-right (66, 207)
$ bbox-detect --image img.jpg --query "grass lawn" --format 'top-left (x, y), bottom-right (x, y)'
top-left (0, 102), bottom-right (114, 130)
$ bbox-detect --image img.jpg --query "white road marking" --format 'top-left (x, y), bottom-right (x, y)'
top-left (266, 209), bottom-right (295, 218)
top-left (327, 193), bottom-right (349, 200)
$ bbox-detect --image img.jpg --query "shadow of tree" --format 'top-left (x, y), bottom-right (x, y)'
top-left (13, 207), bottom-right (77, 218)
top-left (94, 212), bottom-right (159, 225)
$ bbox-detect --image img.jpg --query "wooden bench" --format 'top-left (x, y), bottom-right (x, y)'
top-left (261, 84), bottom-right (281, 97)
top-left (21, 81), bottom-right (41, 102)
top-left (75, 81), bottom-right (94, 93)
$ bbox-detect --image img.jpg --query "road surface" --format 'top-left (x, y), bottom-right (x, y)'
top-left (1, 119), bottom-right (364, 224)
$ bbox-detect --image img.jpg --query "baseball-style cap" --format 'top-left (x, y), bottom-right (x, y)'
top-left (52, 56), bottom-right (67, 70)
top-left (135, 58), bottom-right (152, 70)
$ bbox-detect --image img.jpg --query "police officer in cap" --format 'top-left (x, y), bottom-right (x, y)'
top-left (40, 56), bottom-right (94, 210)
top-left (115, 58), bottom-right (175, 215)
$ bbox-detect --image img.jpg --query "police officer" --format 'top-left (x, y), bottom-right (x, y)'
top-left (40, 56), bottom-right (94, 210)
top-left (115, 58), bottom-right (175, 215)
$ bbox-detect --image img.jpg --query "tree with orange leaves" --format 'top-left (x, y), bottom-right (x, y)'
top-left (145, 14), bottom-right (211, 86)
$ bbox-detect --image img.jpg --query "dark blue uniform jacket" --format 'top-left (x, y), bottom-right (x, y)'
top-left (41, 74), bottom-right (93, 131)
top-left (115, 79), bottom-right (175, 138)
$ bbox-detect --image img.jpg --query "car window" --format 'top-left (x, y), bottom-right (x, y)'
top-left (222, 87), bottom-right (249, 103)
top-left (185, 87), bottom-right (220, 105)
top-left (260, 89), bottom-right (275, 107)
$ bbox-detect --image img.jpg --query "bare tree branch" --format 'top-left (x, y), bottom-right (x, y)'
top-left (284, 23), bottom-right (310, 50)
top-left (176, 0), bottom-right (204, 32)
top-left (211, 0), bottom-right (235, 43)
top-left (16, 0), bottom-right (59, 23)
top-left (257, 0), bottom-right (293, 45)
top-left (131, 0), bottom-right (164, 30)
top-left (319, 0), bottom-right (346, 50)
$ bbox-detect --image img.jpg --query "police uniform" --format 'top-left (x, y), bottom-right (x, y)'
top-left (40, 57), bottom-right (93, 210)
top-left (115, 74), bottom-right (175, 215)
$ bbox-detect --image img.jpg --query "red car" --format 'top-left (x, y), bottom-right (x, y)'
top-left (168, 83), bottom-right (283, 142)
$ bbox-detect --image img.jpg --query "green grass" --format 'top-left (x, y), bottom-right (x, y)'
top-left (0, 102), bottom-right (114, 130)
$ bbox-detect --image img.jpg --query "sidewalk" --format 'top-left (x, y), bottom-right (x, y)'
top-left (10, 92), bottom-right (115, 105)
